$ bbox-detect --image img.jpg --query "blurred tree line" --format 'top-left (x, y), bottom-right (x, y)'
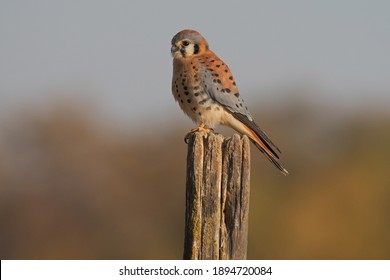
top-left (0, 94), bottom-right (389, 259)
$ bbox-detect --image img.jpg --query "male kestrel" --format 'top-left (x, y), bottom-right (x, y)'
top-left (171, 29), bottom-right (288, 175)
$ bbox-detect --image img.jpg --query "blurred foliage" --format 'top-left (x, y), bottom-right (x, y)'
top-left (0, 98), bottom-right (389, 260)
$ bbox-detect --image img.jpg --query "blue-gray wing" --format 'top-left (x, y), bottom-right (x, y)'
top-left (199, 62), bottom-right (282, 155)
top-left (199, 63), bottom-right (254, 121)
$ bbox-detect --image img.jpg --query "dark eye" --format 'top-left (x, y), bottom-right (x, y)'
top-left (182, 40), bottom-right (190, 46)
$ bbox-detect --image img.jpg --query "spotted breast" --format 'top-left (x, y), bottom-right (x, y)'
top-left (171, 29), bottom-right (289, 175)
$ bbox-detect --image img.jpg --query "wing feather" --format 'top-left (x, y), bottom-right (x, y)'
top-left (198, 58), bottom-right (282, 157)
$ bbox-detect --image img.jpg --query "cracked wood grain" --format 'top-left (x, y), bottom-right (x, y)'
top-left (183, 131), bottom-right (250, 260)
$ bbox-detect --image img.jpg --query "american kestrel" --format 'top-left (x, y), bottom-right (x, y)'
top-left (171, 29), bottom-right (288, 175)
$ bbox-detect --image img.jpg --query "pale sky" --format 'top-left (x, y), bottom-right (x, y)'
top-left (1, 0), bottom-right (389, 125)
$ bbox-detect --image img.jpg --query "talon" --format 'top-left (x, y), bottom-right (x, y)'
top-left (197, 122), bottom-right (212, 134)
top-left (184, 133), bottom-right (190, 144)
top-left (183, 123), bottom-right (212, 144)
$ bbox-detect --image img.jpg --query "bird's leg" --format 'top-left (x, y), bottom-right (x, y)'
top-left (195, 122), bottom-right (212, 133)
top-left (184, 122), bottom-right (212, 143)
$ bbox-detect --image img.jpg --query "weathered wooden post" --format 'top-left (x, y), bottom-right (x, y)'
top-left (183, 131), bottom-right (251, 260)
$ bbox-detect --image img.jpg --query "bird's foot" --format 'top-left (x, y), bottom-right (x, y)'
top-left (184, 123), bottom-right (213, 143)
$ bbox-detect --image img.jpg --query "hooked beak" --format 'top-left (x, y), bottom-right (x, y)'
top-left (171, 45), bottom-right (179, 56)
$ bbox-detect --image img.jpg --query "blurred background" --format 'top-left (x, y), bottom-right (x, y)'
top-left (1, 0), bottom-right (389, 259)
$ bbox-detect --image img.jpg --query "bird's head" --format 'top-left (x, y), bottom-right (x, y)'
top-left (171, 29), bottom-right (209, 59)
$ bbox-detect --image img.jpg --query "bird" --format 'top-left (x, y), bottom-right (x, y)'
top-left (171, 29), bottom-right (288, 175)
